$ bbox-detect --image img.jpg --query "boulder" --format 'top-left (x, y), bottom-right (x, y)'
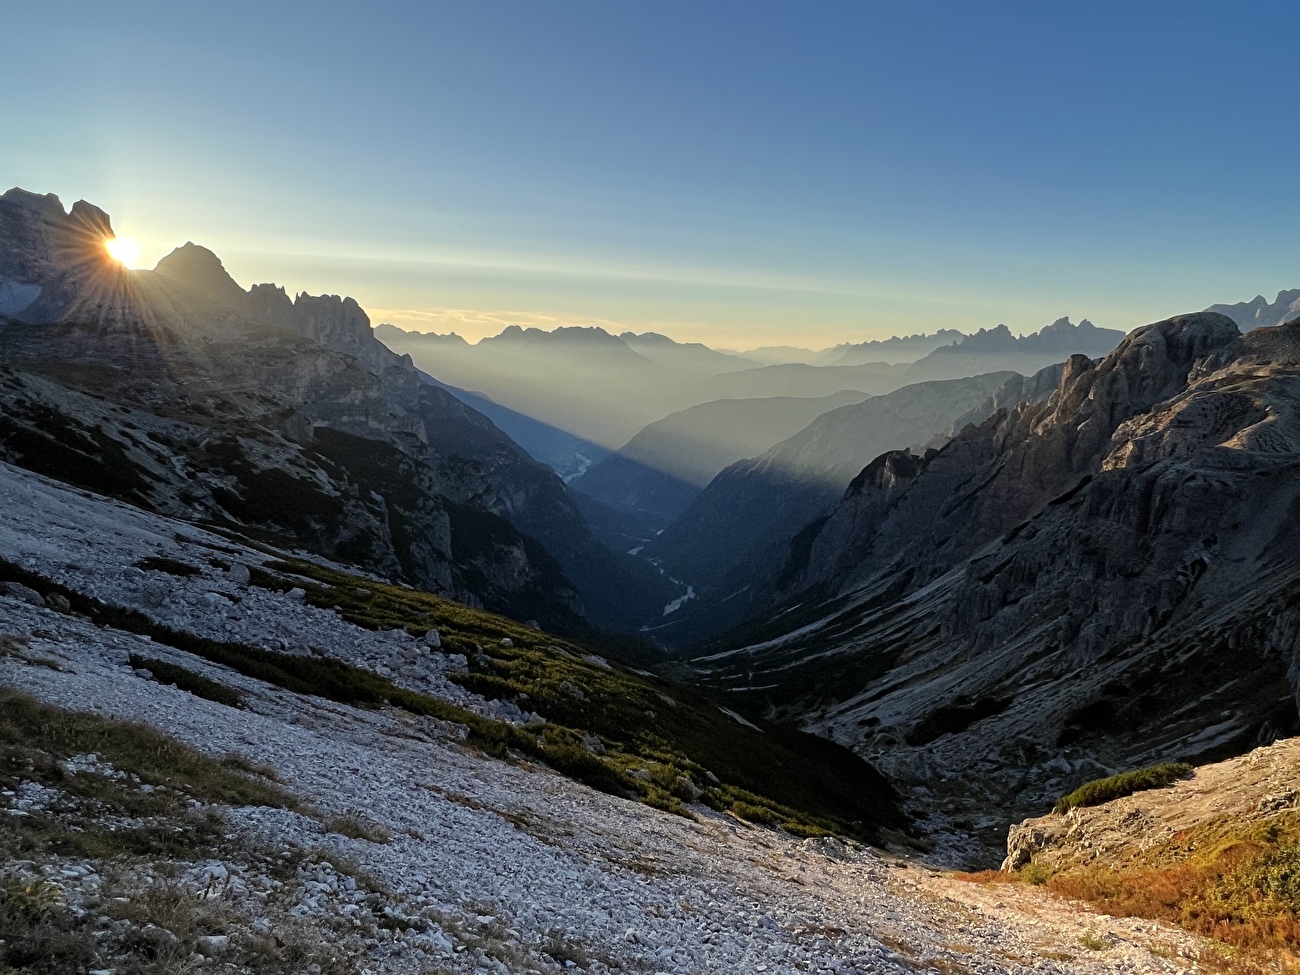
top-left (558, 680), bottom-right (587, 702)
top-left (675, 775), bottom-right (703, 801)
top-left (1001, 820), bottom-right (1063, 872)
top-left (0, 581), bottom-right (45, 607)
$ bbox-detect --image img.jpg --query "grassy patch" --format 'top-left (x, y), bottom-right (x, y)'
top-left (0, 688), bottom-right (295, 812)
top-left (1054, 762), bottom-right (1193, 814)
top-left (0, 876), bottom-right (98, 974)
top-left (320, 810), bottom-right (392, 844)
top-left (0, 687), bottom-right (298, 869)
top-left (128, 654), bottom-right (245, 709)
top-left (1006, 802), bottom-right (1300, 968)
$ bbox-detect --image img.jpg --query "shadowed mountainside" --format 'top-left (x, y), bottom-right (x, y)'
top-left (570, 390), bottom-right (871, 530)
top-left (688, 312), bottom-right (1300, 858)
top-left (639, 371), bottom-right (1029, 648)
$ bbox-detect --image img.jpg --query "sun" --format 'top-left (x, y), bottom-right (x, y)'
top-left (104, 236), bottom-right (140, 268)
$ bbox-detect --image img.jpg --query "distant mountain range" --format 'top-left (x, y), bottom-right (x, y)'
top-left (570, 390), bottom-right (871, 529)
top-left (1206, 289), bottom-right (1300, 330)
top-left (897, 318), bottom-right (1126, 383)
top-left (820, 329), bottom-right (968, 365)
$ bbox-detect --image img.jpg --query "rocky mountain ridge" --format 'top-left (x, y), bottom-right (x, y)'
top-left (689, 312), bottom-right (1300, 861)
top-left (896, 317), bottom-right (1125, 384)
top-left (0, 188), bottom-right (677, 634)
top-left (1207, 287), bottom-right (1300, 331)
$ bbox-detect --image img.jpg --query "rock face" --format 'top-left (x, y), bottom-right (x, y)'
top-left (689, 312), bottom-right (1300, 860)
top-left (0, 188), bottom-right (676, 633)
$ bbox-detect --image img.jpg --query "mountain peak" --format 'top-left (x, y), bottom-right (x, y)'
top-left (1206, 288), bottom-right (1300, 331)
top-left (2, 187), bottom-right (66, 219)
top-left (153, 242), bottom-right (247, 306)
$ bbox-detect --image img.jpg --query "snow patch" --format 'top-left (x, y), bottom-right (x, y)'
top-left (718, 707), bottom-right (763, 732)
top-left (662, 585), bottom-right (696, 616)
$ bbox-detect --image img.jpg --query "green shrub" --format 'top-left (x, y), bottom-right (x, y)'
top-left (1054, 762), bottom-right (1193, 814)
top-left (129, 654), bottom-right (244, 708)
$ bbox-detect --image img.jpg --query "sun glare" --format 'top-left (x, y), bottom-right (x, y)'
top-left (104, 236), bottom-right (140, 268)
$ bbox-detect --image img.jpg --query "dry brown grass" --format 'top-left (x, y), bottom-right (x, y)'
top-left (1033, 815), bottom-right (1300, 973)
top-left (951, 869), bottom-right (1018, 885)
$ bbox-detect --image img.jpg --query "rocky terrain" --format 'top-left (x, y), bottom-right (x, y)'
top-left (0, 187), bottom-right (679, 633)
top-left (689, 312), bottom-right (1300, 863)
top-left (0, 460), bottom-right (1221, 974)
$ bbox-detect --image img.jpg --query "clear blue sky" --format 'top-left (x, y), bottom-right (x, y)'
top-left (5, 1), bottom-right (1299, 347)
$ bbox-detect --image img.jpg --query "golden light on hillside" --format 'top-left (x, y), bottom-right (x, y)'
top-left (104, 235), bottom-right (139, 268)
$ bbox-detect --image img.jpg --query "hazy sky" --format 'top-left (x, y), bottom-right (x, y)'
top-left (6, 1), bottom-right (1299, 348)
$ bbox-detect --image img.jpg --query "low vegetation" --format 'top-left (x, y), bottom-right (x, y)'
top-left (1041, 814), bottom-right (1300, 971)
top-left (1053, 762), bottom-right (1193, 814)
top-left (135, 556), bottom-right (201, 577)
top-left (976, 766), bottom-right (1300, 971)
top-left (0, 688), bottom-right (295, 827)
top-left (253, 556), bottom-right (904, 840)
top-left (0, 553), bottom-right (905, 842)
top-left (0, 690), bottom-right (369, 974)
top-left (127, 654), bottom-right (245, 709)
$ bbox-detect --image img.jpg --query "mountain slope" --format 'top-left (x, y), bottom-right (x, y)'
top-left (640, 372), bottom-right (1025, 648)
top-left (647, 373), bottom-right (1021, 586)
top-left (690, 312), bottom-right (1300, 858)
top-left (421, 374), bottom-right (610, 482)
top-left (0, 188), bottom-right (677, 633)
top-left (571, 390), bottom-right (871, 529)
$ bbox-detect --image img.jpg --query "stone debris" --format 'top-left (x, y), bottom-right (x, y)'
top-left (0, 461), bottom-right (1214, 973)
